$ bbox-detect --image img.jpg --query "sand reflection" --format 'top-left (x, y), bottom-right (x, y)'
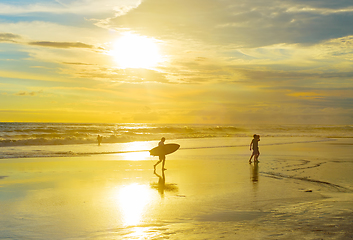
top-left (251, 162), bottom-right (259, 183)
top-left (151, 170), bottom-right (179, 198)
top-left (118, 183), bottom-right (152, 226)
top-left (250, 162), bottom-right (259, 187)
top-left (120, 141), bottom-right (153, 161)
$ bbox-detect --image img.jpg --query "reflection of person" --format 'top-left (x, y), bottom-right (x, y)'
top-left (251, 161), bottom-right (259, 183)
top-left (97, 135), bottom-right (103, 146)
top-left (249, 134), bottom-right (260, 163)
top-left (151, 169), bottom-right (178, 197)
top-left (154, 137), bottom-right (166, 170)
top-left (154, 169), bottom-right (166, 196)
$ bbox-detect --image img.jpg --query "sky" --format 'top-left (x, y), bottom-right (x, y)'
top-left (1, 0), bottom-right (353, 124)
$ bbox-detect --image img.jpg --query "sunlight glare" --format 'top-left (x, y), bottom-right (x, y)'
top-left (122, 141), bottom-right (153, 161)
top-left (118, 184), bottom-right (152, 226)
top-left (111, 33), bottom-right (163, 69)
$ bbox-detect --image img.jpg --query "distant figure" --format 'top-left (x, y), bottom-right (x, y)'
top-left (97, 135), bottom-right (103, 146)
top-left (249, 134), bottom-right (260, 163)
top-left (256, 135), bottom-right (260, 161)
top-left (154, 137), bottom-right (166, 170)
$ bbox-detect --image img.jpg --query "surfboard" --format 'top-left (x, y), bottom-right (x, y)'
top-left (149, 143), bottom-right (180, 156)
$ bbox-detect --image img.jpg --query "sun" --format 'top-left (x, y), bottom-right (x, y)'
top-left (110, 33), bottom-right (163, 69)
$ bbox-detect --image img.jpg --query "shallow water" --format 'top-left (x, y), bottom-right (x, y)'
top-left (0, 137), bottom-right (352, 239)
top-left (1, 122), bottom-right (353, 159)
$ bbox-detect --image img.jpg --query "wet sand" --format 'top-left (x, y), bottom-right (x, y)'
top-left (0, 137), bottom-right (353, 239)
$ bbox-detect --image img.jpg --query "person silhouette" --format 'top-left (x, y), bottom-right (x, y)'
top-left (249, 134), bottom-right (260, 163)
top-left (255, 135), bottom-right (260, 161)
top-left (97, 135), bottom-right (103, 146)
top-left (154, 137), bottom-right (166, 170)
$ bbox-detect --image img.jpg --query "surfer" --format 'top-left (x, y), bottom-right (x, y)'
top-left (154, 137), bottom-right (167, 170)
top-left (249, 134), bottom-right (260, 163)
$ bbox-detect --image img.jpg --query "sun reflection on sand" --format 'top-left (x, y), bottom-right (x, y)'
top-left (118, 183), bottom-right (152, 226)
top-left (121, 141), bottom-right (154, 161)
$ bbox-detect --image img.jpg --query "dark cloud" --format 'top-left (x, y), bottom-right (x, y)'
top-left (1, 32), bottom-right (96, 49)
top-left (62, 62), bottom-right (94, 65)
top-left (284, 0), bottom-right (353, 9)
top-left (14, 90), bottom-right (43, 96)
top-left (105, 0), bottom-right (353, 47)
top-left (28, 41), bottom-right (94, 49)
top-left (0, 33), bottom-right (22, 42)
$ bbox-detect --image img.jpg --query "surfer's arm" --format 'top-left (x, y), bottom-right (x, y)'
top-left (159, 142), bottom-right (165, 155)
top-left (250, 140), bottom-right (253, 150)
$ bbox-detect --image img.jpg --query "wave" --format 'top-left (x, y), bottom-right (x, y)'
top-left (1, 123), bottom-right (353, 148)
top-left (0, 124), bottom-right (247, 147)
top-left (0, 135), bottom-right (136, 147)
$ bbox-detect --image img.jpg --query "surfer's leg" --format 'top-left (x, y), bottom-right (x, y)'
top-left (162, 156), bottom-right (166, 170)
top-left (155, 155), bottom-right (165, 169)
top-left (154, 159), bottom-right (162, 169)
top-left (253, 148), bottom-right (259, 162)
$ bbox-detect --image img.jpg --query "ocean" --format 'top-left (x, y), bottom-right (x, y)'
top-left (0, 122), bottom-right (352, 159)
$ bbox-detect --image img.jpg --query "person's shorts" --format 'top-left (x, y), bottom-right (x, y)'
top-left (253, 148), bottom-right (259, 155)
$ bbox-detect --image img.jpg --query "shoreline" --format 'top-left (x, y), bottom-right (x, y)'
top-left (0, 138), bottom-right (352, 239)
top-left (0, 136), bottom-right (337, 160)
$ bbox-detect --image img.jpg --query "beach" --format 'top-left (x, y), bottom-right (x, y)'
top-left (1, 137), bottom-right (353, 239)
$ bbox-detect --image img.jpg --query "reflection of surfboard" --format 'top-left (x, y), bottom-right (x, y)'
top-left (150, 143), bottom-right (180, 156)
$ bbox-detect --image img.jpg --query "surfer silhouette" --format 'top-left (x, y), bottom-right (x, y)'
top-left (97, 135), bottom-right (103, 146)
top-left (154, 137), bottom-right (166, 170)
top-left (249, 134), bottom-right (260, 163)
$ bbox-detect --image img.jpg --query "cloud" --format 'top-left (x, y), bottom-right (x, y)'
top-left (0, 0), bottom-right (140, 16)
top-left (64, 66), bottom-right (171, 83)
top-left (14, 90), bottom-right (43, 96)
top-left (62, 62), bottom-right (94, 65)
top-left (28, 41), bottom-right (94, 49)
top-left (234, 68), bottom-right (353, 83)
top-left (103, 0), bottom-right (353, 48)
top-left (0, 33), bottom-right (22, 43)
top-left (0, 21), bottom-right (111, 44)
top-left (287, 91), bottom-right (324, 99)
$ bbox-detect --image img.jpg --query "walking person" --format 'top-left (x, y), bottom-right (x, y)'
top-left (249, 134), bottom-right (260, 163)
top-left (154, 137), bottom-right (167, 170)
top-left (97, 135), bottom-right (103, 146)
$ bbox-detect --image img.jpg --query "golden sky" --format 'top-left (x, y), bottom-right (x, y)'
top-left (1, 0), bottom-right (353, 124)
